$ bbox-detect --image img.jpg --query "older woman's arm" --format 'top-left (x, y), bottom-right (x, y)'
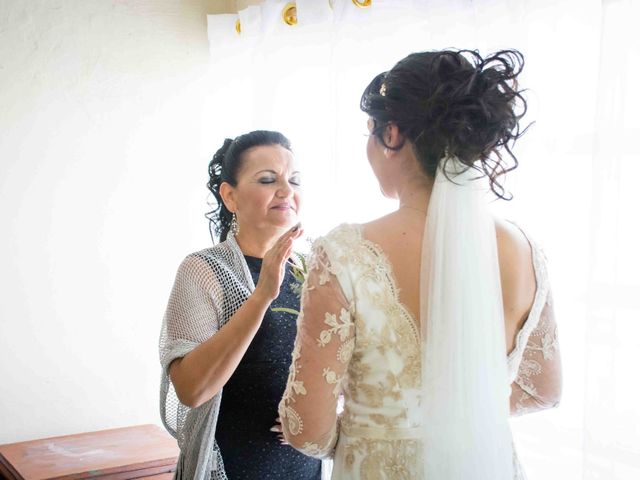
top-left (278, 245), bottom-right (354, 458)
top-left (167, 229), bottom-right (299, 409)
top-left (164, 254), bottom-right (271, 409)
top-left (510, 289), bottom-right (562, 415)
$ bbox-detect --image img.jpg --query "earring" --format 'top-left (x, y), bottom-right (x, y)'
top-left (230, 212), bottom-right (240, 236)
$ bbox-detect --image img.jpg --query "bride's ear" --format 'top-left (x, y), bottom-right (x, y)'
top-left (383, 123), bottom-right (404, 158)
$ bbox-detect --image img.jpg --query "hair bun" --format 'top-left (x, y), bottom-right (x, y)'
top-left (211, 138), bottom-right (234, 168)
top-left (438, 50), bottom-right (527, 198)
top-left (361, 49), bottom-right (529, 199)
top-left (208, 138), bottom-right (233, 193)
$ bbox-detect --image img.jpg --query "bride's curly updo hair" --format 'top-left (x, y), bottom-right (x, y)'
top-left (360, 49), bottom-right (529, 199)
top-left (206, 130), bottom-right (292, 242)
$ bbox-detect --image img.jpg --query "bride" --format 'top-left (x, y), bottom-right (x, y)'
top-left (278, 49), bottom-right (562, 479)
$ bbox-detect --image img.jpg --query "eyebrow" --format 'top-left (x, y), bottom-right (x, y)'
top-left (254, 169), bottom-right (301, 176)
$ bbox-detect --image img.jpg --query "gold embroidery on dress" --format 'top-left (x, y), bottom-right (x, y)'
top-left (280, 224), bottom-right (556, 478)
top-left (343, 438), bottom-right (421, 479)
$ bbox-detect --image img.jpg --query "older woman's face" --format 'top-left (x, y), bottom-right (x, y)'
top-left (229, 144), bottom-right (301, 236)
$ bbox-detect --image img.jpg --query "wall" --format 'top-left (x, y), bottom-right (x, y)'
top-left (0, 0), bottom-right (224, 443)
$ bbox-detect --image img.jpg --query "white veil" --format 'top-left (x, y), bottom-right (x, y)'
top-left (420, 158), bottom-right (513, 479)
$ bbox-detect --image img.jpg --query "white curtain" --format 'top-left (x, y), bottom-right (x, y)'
top-left (205, 0), bottom-right (640, 478)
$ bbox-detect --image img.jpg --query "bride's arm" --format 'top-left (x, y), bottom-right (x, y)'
top-left (510, 289), bottom-right (562, 415)
top-left (278, 244), bottom-right (354, 458)
top-left (497, 220), bottom-right (562, 415)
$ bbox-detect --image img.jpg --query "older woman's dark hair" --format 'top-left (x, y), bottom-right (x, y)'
top-left (206, 130), bottom-right (292, 242)
top-left (361, 49), bottom-right (529, 199)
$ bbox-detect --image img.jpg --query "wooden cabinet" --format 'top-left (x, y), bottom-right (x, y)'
top-left (0, 425), bottom-right (179, 480)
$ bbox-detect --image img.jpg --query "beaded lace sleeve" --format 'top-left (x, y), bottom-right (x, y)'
top-left (508, 239), bottom-right (562, 416)
top-left (509, 289), bottom-right (562, 415)
top-left (278, 241), bottom-right (355, 458)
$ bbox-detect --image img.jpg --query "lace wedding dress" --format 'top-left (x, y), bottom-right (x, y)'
top-left (279, 223), bottom-right (561, 479)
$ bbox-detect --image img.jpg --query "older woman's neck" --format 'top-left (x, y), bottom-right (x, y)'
top-left (234, 228), bottom-right (284, 258)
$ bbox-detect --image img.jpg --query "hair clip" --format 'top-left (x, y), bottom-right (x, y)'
top-left (379, 83), bottom-right (387, 96)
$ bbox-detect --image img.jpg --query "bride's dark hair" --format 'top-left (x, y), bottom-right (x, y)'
top-left (206, 130), bottom-right (292, 242)
top-left (360, 49), bottom-right (530, 199)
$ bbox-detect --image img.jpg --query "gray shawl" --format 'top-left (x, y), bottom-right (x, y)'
top-left (159, 235), bottom-right (255, 480)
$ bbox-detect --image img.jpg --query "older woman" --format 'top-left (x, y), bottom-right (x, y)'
top-left (159, 131), bottom-right (321, 479)
top-left (279, 50), bottom-right (562, 479)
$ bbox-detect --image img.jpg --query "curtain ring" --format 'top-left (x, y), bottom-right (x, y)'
top-left (282, 2), bottom-right (298, 26)
top-left (352, 0), bottom-right (372, 7)
top-left (235, 18), bottom-right (241, 35)
top-left (328, 0), bottom-right (335, 9)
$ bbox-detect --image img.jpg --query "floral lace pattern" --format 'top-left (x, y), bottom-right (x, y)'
top-left (279, 224), bottom-right (422, 473)
top-left (280, 224), bottom-right (560, 478)
top-left (510, 290), bottom-right (561, 415)
top-left (339, 437), bottom-right (422, 479)
top-left (507, 233), bottom-right (562, 416)
top-left (278, 237), bottom-right (354, 458)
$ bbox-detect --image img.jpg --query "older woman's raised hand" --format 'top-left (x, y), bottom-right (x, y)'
top-left (254, 223), bottom-right (304, 303)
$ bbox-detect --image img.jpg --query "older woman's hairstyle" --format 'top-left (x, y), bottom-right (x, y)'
top-left (361, 49), bottom-right (529, 199)
top-left (206, 130), bottom-right (292, 242)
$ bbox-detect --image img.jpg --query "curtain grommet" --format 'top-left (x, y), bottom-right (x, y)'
top-left (235, 18), bottom-right (241, 35)
top-left (352, 0), bottom-right (372, 8)
top-left (282, 2), bottom-right (298, 26)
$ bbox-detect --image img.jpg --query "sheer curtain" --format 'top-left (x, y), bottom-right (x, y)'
top-left (205, 0), bottom-right (640, 478)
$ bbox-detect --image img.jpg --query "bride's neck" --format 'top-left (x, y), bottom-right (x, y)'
top-left (396, 173), bottom-right (433, 213)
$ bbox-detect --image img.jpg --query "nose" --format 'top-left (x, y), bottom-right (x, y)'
top-left (276, 179), bottom-right (294, 198)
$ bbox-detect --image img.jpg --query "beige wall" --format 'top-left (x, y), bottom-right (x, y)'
top-left (0, 0), bottom-right (218, 443)
top-left (211, 0), bottom-right (263, 13)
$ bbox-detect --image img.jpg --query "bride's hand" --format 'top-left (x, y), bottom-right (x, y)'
top-left (254, 223), bottom-right (303, 302)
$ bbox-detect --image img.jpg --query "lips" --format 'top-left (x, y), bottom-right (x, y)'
top-left (271, 203), bottom-right (294, 211)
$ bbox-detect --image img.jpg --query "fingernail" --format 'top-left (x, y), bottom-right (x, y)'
top-left (270, 427), bottom-right (279, 432)
top-left (291, 222), bottom-right (300, 232)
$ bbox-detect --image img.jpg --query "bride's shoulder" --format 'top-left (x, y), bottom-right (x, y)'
top-left (495, 218), bottom-right (532, 255)
top-left (496, 218), bottom-right (538, 269)
top-left (319, 223), bottom-right (362, 243)
top-left (495, 217), bottom-right (539, 306)
top-left (311, 223), bottom-right (363, 258)
top-left (495, 218), bottom-right (545, 264)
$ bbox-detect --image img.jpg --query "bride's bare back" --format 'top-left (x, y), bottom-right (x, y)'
top-left (362, 212), bottom-right (536, 355)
